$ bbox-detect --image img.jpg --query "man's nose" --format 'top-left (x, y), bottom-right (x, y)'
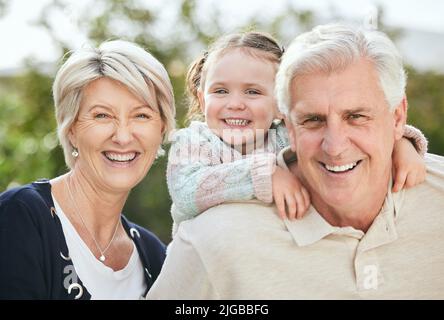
top-left (112, 122), bottom-right (133, 146)
top-left (321, 122), bottom-right (350, 157)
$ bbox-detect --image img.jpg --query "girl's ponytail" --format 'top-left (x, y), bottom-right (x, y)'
top-left (185, 52), bottom-right (207, 123)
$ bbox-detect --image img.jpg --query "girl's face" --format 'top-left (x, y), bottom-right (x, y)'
top-left (198, 48), bottom-right (279, 151)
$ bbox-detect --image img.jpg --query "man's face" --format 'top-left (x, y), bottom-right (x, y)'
top-left (286, 58), bottom-right (406, 215)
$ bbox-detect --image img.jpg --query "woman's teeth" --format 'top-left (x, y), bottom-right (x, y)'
top-left (104, 152), bottom-right (137, 162)
top-left (325, 161), bottom-right (358, 173)
top-left (225, 119), bottom-right (250, 126)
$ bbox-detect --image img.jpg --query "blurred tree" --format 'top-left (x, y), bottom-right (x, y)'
top-left (0, 0), bottom-right (7, 17)
top-left (405, 67), bottom-right (444, 155)
top-left (0, 0), bottom-right (443, 243)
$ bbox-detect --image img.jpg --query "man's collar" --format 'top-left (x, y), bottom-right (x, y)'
top-left (276, 146), bottom-right (403, 248)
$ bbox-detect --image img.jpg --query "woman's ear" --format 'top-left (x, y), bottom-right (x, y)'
top-left (68, 126), bottom-right (77, 149)
top-left (393, 96), bottom-right (408, 141)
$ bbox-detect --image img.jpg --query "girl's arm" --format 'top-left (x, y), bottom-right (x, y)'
top-left (403, 124), bottom-right (428, 157)
top-left (167, 129), bottom-right (275, 226)
top-left (392, 125), bottom-right (428, 192)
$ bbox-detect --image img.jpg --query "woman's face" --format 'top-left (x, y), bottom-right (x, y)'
top-left (69, 77), bottom-right (163, 193)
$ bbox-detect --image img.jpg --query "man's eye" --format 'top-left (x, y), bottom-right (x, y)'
top-left (349, 114), bottom-right (363, 120)
top-left (305, 116), bottom-right (322, 123)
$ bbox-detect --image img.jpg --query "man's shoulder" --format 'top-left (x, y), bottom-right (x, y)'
top-left (424, 153), bottom-right (444, 187)
top-left (425, 153), bottom-right (444, 169)
top-left (176, 201), bottom-right (283, 246)
top-left (399, 152), bottom-right (444, 213)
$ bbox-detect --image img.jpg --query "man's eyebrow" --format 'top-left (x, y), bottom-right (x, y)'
top-left (292, 111), bottom-right (324, 119)
top-left (343, 107), bottom-right (373, 114)
top-left (290, 111), bottom-right (325, 124)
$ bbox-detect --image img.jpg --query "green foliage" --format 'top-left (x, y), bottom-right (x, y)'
top-left (405, 66), bottom-right (444, 155)
top-left (1, 0), bottom-right (443, 243)
top-left (0, 67), bottom-right (66, 191)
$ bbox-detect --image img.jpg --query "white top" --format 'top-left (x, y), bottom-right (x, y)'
top-left (53, 196), bottom-right (146, 300)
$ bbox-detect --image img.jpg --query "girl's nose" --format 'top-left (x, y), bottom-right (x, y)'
top-left (227, 94), bottom-right (246, 110)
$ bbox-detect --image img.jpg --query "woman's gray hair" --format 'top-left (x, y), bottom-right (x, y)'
top-left (276, 23), bottom-right (406, 117)
top-left (53, 40), bottom-right (175, 168)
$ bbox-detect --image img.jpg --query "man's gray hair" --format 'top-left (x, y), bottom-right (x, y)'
top-left (275, 23), bottom-right (406, 116)
top-left (53, 40), bottom-right (175, 169)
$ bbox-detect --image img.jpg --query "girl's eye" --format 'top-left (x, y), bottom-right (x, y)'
top-left (214, 88), bottom-right (228, 94)
top-left (246, 89), bottom-right (260, 95)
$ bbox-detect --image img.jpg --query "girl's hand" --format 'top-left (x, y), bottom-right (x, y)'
top-left (392, 137), bottom-right (426, 193)
top-left (272, 166), bottom-right (310, 220)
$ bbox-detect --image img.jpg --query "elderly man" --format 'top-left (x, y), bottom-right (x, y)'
top-left (148, 24), bottom-right (444, 299)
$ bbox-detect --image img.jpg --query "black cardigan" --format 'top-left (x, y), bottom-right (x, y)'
top-left (0, 179), bottom-right (166, 299)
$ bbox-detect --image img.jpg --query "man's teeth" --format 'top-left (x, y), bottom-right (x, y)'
top-left (325, 162), bottom-right (358, 172)
top-left (104, 152), bottom-right (136, 162)
top-left (225, 119), bottom-right (249, 126)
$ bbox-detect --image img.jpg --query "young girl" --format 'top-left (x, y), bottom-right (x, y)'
top-left (167, 31), bottom-right (427, 235)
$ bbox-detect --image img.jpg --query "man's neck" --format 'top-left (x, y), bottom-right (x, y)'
top-left (288, 161), bottom-right (388, 232)
top-left (310, 195), bottom-right (386, 232)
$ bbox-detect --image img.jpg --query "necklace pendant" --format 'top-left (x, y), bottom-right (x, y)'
top-left (99, 255), bottom-right (106, 262)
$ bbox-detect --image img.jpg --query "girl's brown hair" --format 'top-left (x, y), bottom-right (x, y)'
top-left (185, 31), bottom-right (283, 123)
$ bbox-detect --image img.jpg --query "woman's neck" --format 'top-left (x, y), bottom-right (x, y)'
top-left (52, 171), bottom-right (128, 236)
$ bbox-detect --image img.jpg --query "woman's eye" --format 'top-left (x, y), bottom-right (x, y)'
top-left (94, 113), bottom-right (109, 119)
top-left (136, 113), bottom-right (151, 119)
top-left (214, 88), bottom-right (228, 94)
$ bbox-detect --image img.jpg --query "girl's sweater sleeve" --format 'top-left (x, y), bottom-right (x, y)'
top-left (167, 127), bottom-right (275, 226)
top-left (403, 124), bottom-right (428, 157)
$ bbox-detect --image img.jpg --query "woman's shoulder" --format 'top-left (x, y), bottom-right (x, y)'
top-left (0, 180), bottom-right (49, 209)
top-left (0, 180), bottom-right (53, 225)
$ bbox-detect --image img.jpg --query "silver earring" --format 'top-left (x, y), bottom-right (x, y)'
top-left (72, 148), bottom-right (79, 158)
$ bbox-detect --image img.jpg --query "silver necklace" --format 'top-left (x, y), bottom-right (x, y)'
top-left (64, 178), bottom-right (120, 262)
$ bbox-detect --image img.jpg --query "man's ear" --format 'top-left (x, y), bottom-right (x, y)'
top-left (197, 88), bottom-right (205, 114)
top-left (393, 96), bottom-right (407, 141)
top-left (285, 115), bottom-right (297, 152)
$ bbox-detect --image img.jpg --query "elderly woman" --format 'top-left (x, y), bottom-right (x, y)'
top-left (0, 40), bottom-right (175, 299)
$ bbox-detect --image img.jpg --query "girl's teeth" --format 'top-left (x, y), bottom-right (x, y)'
top-left (225, 119), bottom-right (249, 126)
top-left (105, 152), bottom-right (136, 162)
top-left (325, 162), bottom-right (357, 172)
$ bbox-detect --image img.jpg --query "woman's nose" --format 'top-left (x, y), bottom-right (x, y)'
top-left (111, 123), bottom-right (133, 146)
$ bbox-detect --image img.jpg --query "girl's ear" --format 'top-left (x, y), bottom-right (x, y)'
top-left (197, 88), bottom-right (205, 113)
